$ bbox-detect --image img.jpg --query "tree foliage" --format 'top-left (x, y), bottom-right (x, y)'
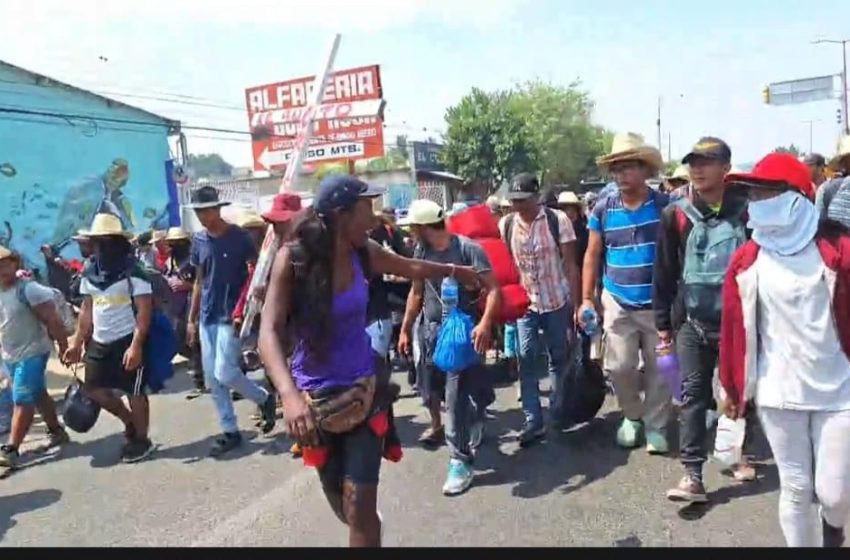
top-left (188, 153), bottom-right (233, 178)
top-left (441, 82), bottom-right (613, 191)
top-left (773, 144), bottom-right (803, 157)
top-left (440, 88), bottom-right (538, 190)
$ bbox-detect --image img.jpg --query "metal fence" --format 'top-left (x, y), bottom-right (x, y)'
top-left (417, 180), bottom-right (448, 208)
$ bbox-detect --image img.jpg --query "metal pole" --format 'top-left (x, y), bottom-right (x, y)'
top-left (803, 120), bottom-right (814, 153)
top-left (656, 96), bottom-right (662, 150)
top-left (842, 40), bottom-right (849, 134)
top-left (814, 38), bottom-right (850, 135)
top-left (667, 132), bottom-right (672, 162)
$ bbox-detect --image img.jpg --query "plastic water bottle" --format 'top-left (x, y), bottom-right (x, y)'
top-left (655, 341), bottom-right (682, 404)
top-left (580, 308), bottom-right (599, 337)
top-left (713, 415), bottom-right (746, 466)
top-left (440, 276), bottom-right (459, 320)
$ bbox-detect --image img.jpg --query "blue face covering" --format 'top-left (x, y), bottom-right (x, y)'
top-left (748, 191), bottom-right (818, 256)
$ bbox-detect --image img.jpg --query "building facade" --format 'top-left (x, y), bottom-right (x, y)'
top-left (0, 61), bottom-right (180, 273)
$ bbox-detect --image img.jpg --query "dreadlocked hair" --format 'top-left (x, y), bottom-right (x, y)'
top-left (288, 208), bottom-right (337, 362)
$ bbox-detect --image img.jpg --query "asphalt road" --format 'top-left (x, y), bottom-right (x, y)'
top-left (0, 365), bottom-right (834, 547)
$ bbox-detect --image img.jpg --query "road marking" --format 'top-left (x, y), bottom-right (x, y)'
top-left (189, 467), bottom-right (317, 547)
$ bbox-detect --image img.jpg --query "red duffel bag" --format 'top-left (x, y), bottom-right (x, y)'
top-left (447, 204), bottom-right (501, 239)
top-left (447, 204), bottom-right (530, 323)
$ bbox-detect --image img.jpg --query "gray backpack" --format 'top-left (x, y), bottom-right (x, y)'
top-left (677, 199), bottom-right (746, 326)
top-left (16, 280), bottom-right (77, 337)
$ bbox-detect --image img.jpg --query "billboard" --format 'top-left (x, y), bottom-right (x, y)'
top-left (245, 65), bottom-right (386, 172)
top-left (412, 141), bottom-right (446, 172)
top-left (767, 75), bottom-right (837, 106)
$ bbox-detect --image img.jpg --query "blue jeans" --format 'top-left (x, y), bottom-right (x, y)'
top-left (200, 322), bottom-right (269, 434)
top-left (445, 364), bottom-right (494, 463)
top-left (517, 305), bottom-right (571, 428)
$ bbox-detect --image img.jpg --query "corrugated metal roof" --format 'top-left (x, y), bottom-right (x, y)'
top-left (0, 59), bottom-right (180, 131)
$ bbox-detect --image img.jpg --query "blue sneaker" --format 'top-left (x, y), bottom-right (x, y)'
top-left (442, 459), bottom-right (473, 496)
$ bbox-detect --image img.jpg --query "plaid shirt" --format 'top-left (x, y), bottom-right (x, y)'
top-left (500, 208), bottom-right (574, 313)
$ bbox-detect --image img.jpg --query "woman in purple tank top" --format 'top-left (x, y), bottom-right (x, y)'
top-left (259, 175), bottom-right (480, 547)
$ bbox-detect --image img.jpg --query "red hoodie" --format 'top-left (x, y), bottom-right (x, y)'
top-left (719, 234), bottom-right (850, 406)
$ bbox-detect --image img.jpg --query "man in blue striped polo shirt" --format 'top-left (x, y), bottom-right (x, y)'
top-left (579, 132), bottom-right (672, 454)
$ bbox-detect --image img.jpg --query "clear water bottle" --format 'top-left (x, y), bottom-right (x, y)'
top-left (580, 307), bottom-right (599, 337)
top-left (440, 276), bottom-right (459, 320)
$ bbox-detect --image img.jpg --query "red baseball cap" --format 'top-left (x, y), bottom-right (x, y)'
top-left (261, 193), bottom-right (303, 223)
top-left (725, 152), bottom-right (815, 200)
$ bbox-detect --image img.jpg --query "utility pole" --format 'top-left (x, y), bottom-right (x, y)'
top-left (656, 96), bottom-right (662, 151)
top-left (801, 119), bottom-right (823, 153)
top-left (667, 132), bottom-right (672, 162)
top-left (814, 38), bottom-right (850, 135)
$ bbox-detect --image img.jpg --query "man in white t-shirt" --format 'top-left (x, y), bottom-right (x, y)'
top-left (64, 214), bottom-right (154, 464)
top-left (0, 246), bottom-right (71, 470)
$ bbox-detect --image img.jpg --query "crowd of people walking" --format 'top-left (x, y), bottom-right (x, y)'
top-left (1, 132), bottom-right (850, 548)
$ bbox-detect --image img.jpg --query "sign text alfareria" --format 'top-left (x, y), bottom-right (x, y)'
top-left (245, 65), bottom-right (385, 172)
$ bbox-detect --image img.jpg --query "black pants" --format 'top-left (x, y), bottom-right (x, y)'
top-left (677, 321), bottom-right (720, 470)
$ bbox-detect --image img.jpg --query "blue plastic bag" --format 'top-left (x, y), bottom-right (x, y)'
top-left (432, 308), bottom-right (480, 374)
top-left (144, 310), bottom-right (178, 393)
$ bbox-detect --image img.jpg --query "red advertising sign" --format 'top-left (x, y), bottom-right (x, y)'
top-left (245, 65), bottom-right (385, 172)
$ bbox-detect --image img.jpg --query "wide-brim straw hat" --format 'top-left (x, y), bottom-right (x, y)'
top-left (78, 213), bottom-right (133, 239)
top-left (597, 132), bottom-right (663, 173)
top-left (557, 191), bottom-right (581, 206)
top-left (666, 164), bottom-right (691, 182)
top-left (829, 135), bottom-right (850, 168)
top-left (232, 209), bottom-right (266, 229)
top-left (163, 227), bottom-right (190, 243)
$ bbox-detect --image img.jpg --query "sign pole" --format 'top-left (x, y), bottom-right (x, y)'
top-left (239, 34), bottom-right (341, 339)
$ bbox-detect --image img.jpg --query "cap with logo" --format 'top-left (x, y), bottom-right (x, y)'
top-left (313, 175), bottom-right (385, 217)
top-left (682, 137), bottom-right (732, 165)
top-left (506, 172), bottom-right (541, 201)
top-left (398, 199), bottom-right (445, 226)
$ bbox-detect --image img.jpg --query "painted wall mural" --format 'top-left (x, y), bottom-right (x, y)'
top-left (0, 64), bottom-right (177, 274)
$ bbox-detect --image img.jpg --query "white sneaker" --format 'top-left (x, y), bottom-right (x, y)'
top-left (377, 510), bottom-right (384, 545)
top-left (442, 459), bottom-right (474, 496)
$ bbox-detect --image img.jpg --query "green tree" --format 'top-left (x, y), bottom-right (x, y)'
top-left (188, 153), bottom-right (233, 178)
top-left (510, 80), bottom-right (612, 186)
top-left (773, 144), bottom-right (803, 157)
top-left (441, 88), bottom-right (539, 191)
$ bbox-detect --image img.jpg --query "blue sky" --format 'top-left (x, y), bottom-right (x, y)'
top-left (2, 0), bottom-right (849, 169)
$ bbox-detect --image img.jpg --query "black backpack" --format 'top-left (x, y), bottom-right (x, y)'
top-left (63, 377), bottom-right (101, 433)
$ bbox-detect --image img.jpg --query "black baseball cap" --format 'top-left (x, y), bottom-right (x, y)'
top-left (314, 175), bottom-right (385, 216)
top-left (803, 153), bottom-right (826, 167)
top-left (682, 137), bottom-right (732, 165)
top-left (506, 172), bottom-right (541, 200)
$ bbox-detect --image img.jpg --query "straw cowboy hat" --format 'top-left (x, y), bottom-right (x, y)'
top-left (78, 213), bottom-right (133, 239)
top-left (557, 191), bottom-right (582, 206)
top-left (830, 135), bottom-right (850, 168)
top-left (597, 132), bottom-right (664, 173)
top-left (232, 209), bottom-right (266, 229)
top-left (666, 165), bottom-right (691, 182)
top-left (163, 227), bottom-right (190, 243)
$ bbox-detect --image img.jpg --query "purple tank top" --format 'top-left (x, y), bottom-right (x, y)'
top-left (291, 253), bottom-right (374, 392)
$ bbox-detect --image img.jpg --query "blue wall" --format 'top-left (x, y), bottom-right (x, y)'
top-left (0, 64), bottom-right (176, 273)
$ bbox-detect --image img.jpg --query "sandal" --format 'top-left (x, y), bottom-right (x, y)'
top-left (418, 426), bottom-right (445, 448)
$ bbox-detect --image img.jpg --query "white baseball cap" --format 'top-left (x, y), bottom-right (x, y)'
top-left (399, 199), bottom-right (444, 226)
top-left (557, 191), bottom-right (581, 205)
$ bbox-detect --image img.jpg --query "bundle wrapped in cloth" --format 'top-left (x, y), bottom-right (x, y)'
top-left (446, 204), bottom-right (530, 323)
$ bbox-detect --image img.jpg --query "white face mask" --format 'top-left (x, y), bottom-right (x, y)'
top-left (748, 190), bottom-right (818, 256)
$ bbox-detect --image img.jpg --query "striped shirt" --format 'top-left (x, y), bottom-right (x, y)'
top-left (500, 208), bottom-right (575, 313)
top-left (816, 177), bottom-right (850, 229)
top-left (588, 189), bottom-right (668, 310)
